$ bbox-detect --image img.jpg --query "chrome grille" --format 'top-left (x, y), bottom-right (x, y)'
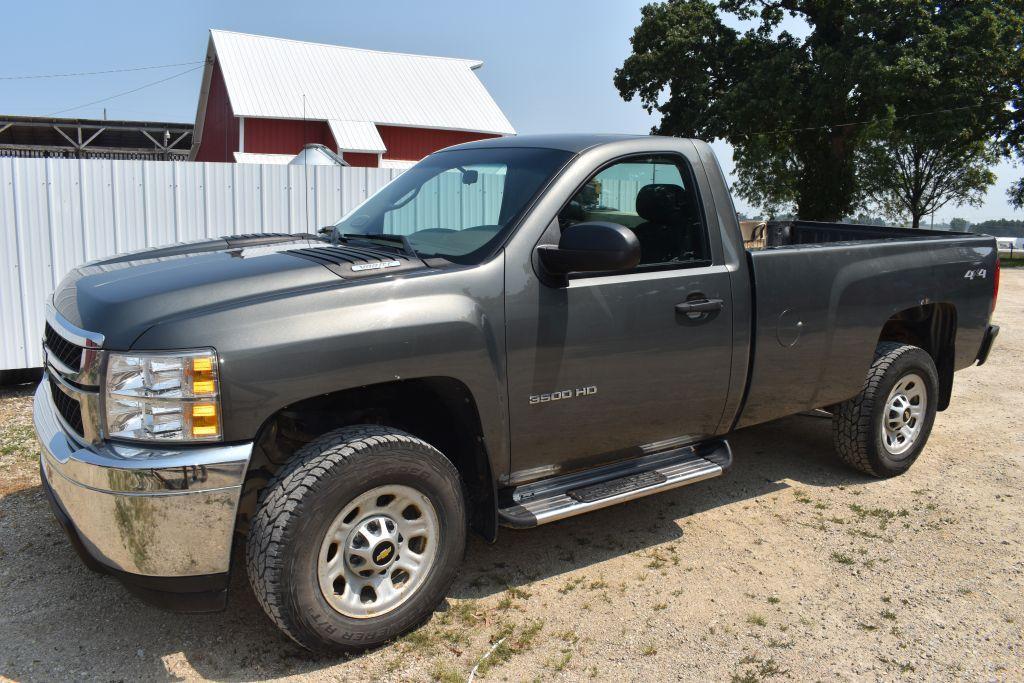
top-left (49, 379), bottom-right (85, 434)
top-left (45, 323), bottom-right (83, 370)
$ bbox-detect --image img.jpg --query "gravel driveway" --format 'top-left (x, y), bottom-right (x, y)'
top-left (1, 272), bottom-right (1021, 682)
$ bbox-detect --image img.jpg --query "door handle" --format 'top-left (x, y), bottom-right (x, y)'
top-left (675, 298), bottom-right (724, 315)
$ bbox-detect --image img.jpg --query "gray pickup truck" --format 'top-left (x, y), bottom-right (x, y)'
top-left (35, 134), bottom-right (1000, 652)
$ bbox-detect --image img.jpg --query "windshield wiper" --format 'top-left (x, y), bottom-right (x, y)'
top-left (340, 232), bottom-right (418, 259)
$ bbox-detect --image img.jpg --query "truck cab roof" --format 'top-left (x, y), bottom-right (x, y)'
top-left (446, 133), bottom-right (677, 154)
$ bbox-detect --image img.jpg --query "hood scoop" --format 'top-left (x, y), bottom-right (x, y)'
top-left (286, 245), bottom-right (426, 279)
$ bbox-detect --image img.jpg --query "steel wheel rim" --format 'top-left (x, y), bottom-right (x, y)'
top-left (881, 372), bottom-right (927, 457)
top-left (317, 484), bottom-right (440, 619)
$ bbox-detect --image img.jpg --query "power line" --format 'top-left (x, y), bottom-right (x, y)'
top-left (48, 65), bottom-right (205, 116)
top-left (0, 60), bottom-right (205, 81)
top-left (744, 98), bottom-right (1014, 137)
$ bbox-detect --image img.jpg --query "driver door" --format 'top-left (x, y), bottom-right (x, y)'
top-left (504, 152), bottom-right (735, 484)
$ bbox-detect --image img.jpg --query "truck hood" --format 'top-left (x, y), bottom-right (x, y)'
top-left (52, 234), bottom-right (427, 349)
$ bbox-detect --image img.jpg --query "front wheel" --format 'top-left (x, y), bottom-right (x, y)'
top-left (832, 342), bottom-right (939, 477)
top-left (246, 425), bottom-right (466, 653)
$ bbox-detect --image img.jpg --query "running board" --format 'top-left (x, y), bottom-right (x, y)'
top-left (498, 438), bottom-right (732, 528)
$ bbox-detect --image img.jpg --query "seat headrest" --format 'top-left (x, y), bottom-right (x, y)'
top-left (635, 184), bottom-right (688, 225)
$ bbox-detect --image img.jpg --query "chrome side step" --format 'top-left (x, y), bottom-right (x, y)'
top-left (498, 438), bottom-right (732, 528)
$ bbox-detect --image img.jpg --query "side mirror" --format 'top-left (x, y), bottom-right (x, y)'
top-left (536, 221), bottom-right (640, 285)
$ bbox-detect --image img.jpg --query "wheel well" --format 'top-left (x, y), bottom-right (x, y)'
top-left (877, 303), bottom-right (956, 410)
top-left (237, 377), bottom-right (497, 541)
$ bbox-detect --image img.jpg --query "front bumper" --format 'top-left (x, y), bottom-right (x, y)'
top-left (34, 379), bottom-right (253, 612)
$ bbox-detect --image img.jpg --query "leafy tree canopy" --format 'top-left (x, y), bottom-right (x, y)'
top-left (615, 0), bottom-right (1023, 221)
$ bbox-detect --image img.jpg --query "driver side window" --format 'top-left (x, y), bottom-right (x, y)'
top-left (559, 155), bottom-right (710, 266)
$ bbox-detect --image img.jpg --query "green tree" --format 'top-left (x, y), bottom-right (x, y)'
top-left (860, 130), bottom-right (997, 229)
top-left (615, 0), bottom-right (1022, 221)
top-left (1011, 180), bottom-right (1024, 210)
top-left (949, 217), bottom-right (970, 232)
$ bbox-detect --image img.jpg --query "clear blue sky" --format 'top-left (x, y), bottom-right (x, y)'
top-left (1, 0), bottom-right (1018, 222)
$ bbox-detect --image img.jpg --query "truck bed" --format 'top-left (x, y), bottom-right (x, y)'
top-left (735, 221), bottom-right (997, 429)
top-left (743, 220), bottom-right (959, 250)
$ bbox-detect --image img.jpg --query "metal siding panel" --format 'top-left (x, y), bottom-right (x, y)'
top-left (80, 159), bottom-right (117, 260)
top-left (261, 164), bottom-right (289, 232)
top-left (111, 160), bottom-right (147, 253)
top-left (143, 161), bottom-right (176, 247)
top-left (232, 164), bottom-right (263, 234)
top-left (175, 162), bottom-right (207, 242)
top-left (46, 160), bottom-right (88, 294)
top-left (13, 159), bottom-right (53, 369)
top-left (0, 159), bottom-right (28, 368)
top-left (287, 165), bottom-right (311, 233)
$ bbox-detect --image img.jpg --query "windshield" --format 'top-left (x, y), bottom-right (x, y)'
top-left (333, 147), bottom-right (572, 264)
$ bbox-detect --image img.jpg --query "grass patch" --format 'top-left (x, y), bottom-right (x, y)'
top-left (474, 620), bottom-right (544, 677)
top-left (830, 551), bottom-right (856, 565)
top-left (732, 655), bottom-right (789, 682)
top-left (547, 651), bottom-right (572, 671)
top-left (746, 613), bottom-right (767, 627)
top-left (430, 661), bottom-right (463, 683)
top-left (849, 503), bottom-right (909, 530)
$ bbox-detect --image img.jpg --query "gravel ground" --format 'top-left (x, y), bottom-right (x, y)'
top-left (1, 273), bottom-right (1021, 682)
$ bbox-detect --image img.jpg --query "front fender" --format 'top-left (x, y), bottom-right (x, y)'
top-left (131, 257), bottom-right (510, 478)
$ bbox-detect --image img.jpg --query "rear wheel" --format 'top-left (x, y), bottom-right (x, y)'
top-left (246, 425), bottom-right (466, 653)
top-left (832, 342), bottom-right (939, 477)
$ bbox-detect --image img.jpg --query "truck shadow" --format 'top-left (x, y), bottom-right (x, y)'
top-left (0, 413), bottom-right (871, 680)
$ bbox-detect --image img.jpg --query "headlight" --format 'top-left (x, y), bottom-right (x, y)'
top-left (105, 350), bottom-right (222, 441)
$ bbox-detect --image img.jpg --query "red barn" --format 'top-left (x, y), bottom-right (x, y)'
top-left (190, 30), bottom-right (515, 166)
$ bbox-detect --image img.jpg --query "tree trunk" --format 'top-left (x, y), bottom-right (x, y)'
top-left (911, 213), bottom-right (922, 229)
top-left (794, 131), bottom-right (858, 221)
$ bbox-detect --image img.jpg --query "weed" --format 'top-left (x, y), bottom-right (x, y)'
top-left (880, 610), bottom-right (897, 621)
top-left (475, 620), bottom-right (545, 677)
top-left (652, 602), bottom-right (668, 611)
top-left (496, 587), bottom-right (531, 611)
top-left (558, 577), bottom-right (585, 594)
top-left (401, 628), bottom-right (437, 653)
top-left (767, 636), bottom-right (795, 649)
top-left (830, 551), bottom-right (855, 565)
top-left (849, 503), bottom-right (910, 530)
top-left (430, 661), bottom-right (463, 683)
top-left (746, 613), bottom-right (767, 627)
top-left (547, 651), bottom-right (572, 671)
top-left (767, 596), bottom-right (781, 605)
top-left (732, 655), bottom-right (789, 682)
top-left (641, 643), bottom-right (658, 656)
top-left (556, 629), bottom-right (579, 644)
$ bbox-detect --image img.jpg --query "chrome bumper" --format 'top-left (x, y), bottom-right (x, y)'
top-left (35, 379), bottom-right (252, 579)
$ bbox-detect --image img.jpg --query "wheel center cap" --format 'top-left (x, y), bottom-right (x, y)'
top-left (372, 541), bottom-right (396, 566)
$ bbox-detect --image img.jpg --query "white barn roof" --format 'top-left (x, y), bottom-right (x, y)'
top-left (196, 29), bottom-right (515, 146)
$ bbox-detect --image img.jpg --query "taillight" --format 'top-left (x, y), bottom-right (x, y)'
top-left (992, 257), bottom-right (1000, 315)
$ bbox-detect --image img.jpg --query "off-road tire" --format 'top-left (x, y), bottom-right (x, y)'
top-left (832, 342), bottom-right (939, 478)
top-left (246, 425), bottom-right (466, 654)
